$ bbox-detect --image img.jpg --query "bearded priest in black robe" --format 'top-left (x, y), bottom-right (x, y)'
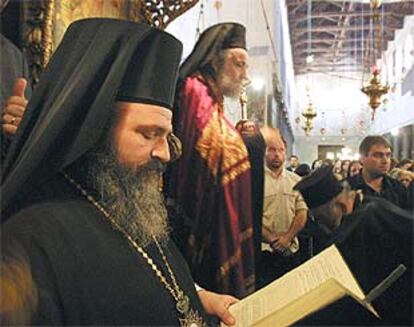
top-left (1, 18), bottom-right (237, 326)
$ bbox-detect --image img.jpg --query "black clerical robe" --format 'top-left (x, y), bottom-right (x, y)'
top-left (329, 198), bottom-right (413, 325)
top-left (242, 132), bottom-right (266, 284)
top-left (301, 198), bottom-right (413, 325)
top-left (2, 174), bottom-right (207, 325)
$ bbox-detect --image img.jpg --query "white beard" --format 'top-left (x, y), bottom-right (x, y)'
top-left (217, 72), bottom-right (243, 99)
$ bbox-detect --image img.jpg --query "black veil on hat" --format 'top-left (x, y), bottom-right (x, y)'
top-left (293, 166), bottom-right (344, 209)
top-left (178, 22), bottom-right (246, 82)
top-left (1, 18), bottom-right (182, 217)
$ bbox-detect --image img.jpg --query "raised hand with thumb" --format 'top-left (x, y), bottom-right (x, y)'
top-left (2, 78), bottom-right (29, 136)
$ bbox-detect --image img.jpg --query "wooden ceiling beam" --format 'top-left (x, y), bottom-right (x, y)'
top-left (295, 69), bottom-right (365, 75)
top-left (286, 0), bottom-right (309, 7)
top-left (294, 55), bottom-right (364, 62)
top-left (290, 3), bottom-right (306, 16)
top-left (296, 65), bottom-right (363, 70)
top-left (288, 0), bottom-right (414, 11)
top-left (296, 64), bottom-right (363, 69)
top-left (287, 0), bottom-right (346, 9)
top-left (293, 36), bottom-right (394, 46)
top-left (295, 64), bottom-right (363, 68)
top-left (324, 1), bottom-right (347, 10)
top-left (289, 11), bottom-right (396, 23)
top-left (287, 0), bottom-right (409, 76)
top-left (294, 47), bottom-right (367, 55)
top-left (331, 3), bottom-right (355, 63)
top-left (293, 24), bottom-right (400, 36)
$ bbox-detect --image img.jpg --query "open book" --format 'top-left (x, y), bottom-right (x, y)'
top-left (222, 245), bottom-right (379, 327)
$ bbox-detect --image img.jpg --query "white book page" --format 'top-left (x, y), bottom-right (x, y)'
top-left (224, 245), bottom-right (365, 327)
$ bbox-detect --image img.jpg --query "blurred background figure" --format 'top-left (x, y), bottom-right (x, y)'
top-left (340, 160), bottom-right (351, 179)
top-left (1, 236), bottom-right (38, 325)
top-left (390, 168), bottom-right (413, 188)
top-left (286, 154), bottom-right (299, 172)
top-left (294, 163), bottom-right (311, 177)
top-left (322, 158), bottom-right (333, 167)
top-left (332, 159), bottom-right (342, 174)
top-left (348, 160), bottom-right (362, 178)
top-left (390, 157), bottom-right (399, 172)
top-left (395, 159), bottom-right (413, 172)
top-left (311, 159), bottom-right (322, 171)
top-left (332, 160), bottom-right (343, 180)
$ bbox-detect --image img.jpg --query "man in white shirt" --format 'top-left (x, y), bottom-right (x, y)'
top-left (259, 134), bottom-right (308, 287)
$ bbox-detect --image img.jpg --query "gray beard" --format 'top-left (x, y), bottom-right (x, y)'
top-left (84, 150), bottom-right (170, 247)
top-left (217, 72), bottom-right (243, 99)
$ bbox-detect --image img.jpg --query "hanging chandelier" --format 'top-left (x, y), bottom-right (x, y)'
top-left (361, 0), bottom-right (389, 120)
top-left (361, 67), bottom-right (389, 120)
top-left (302, 100), bottom-right (317, 136)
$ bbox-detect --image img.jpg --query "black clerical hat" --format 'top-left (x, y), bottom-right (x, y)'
top-left (293, 166), bottom-right (343, 209)
top-left (216, 23), bottom-right (246, 50)
top-left (116, 30), bottom-right (182, 110)
top-left (178, 22), bottom-right (246, 81)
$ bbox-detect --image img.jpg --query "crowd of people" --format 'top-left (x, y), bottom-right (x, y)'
top-left (290, 151), bottom-right (413, 190)
top-left (1, 17), bottom-right (413, 326)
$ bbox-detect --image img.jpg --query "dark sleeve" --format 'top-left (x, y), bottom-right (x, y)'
top-left (333, 200), bottom-right (413, 325)
top-left (408, 183), bottom-right (414, 212)
top-left (386, 177), bottom-right (413, 211)
top-left (332, 199), bottom-right (413, 289)
top-left (242, 133), bottom-right (266, 161)
top-left (1, 133), bottom-right (11, 165)
top-left (397, 180), bottom-right (413, 211)
top-left (242, 132), bottom-right (266, 273)
top-left (346, 174), bottom-right (359, 189)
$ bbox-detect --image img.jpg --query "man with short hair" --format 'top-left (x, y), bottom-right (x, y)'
top-left (1, 19), bottom-right (237, 326)
top-left (286, 154), bottom-right (299, 172)
top-left (259, 134), bottom-right (307, 286)
top-left (347, 135), bottom-right (411, 210)
top-left (167, 23), bottom-right (255, 298)
top-left (294, 166), bottom-right (413, 325)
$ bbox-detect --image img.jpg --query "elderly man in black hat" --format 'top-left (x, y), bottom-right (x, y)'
top-left (294, 166), bottom-right (413, 325)
top-left (167, 23), bottom-right (255, 299)
top-left (1, 19), bottom-right (239, 326)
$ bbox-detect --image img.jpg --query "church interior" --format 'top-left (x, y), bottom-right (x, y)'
top-left (1, 0), bottom-right (413, 163)
top-left (1, 0), bottom-right (413, 326)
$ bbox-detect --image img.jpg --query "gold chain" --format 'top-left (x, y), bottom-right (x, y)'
top-left (62, 172), bottom-right (185, 304)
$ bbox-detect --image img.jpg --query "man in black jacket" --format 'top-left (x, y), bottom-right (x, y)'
top-left (347, 135), bottom-right (412, 211)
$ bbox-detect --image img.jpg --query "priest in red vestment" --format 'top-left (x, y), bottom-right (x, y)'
top-left (167, 23), bottom-right (255, 298)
